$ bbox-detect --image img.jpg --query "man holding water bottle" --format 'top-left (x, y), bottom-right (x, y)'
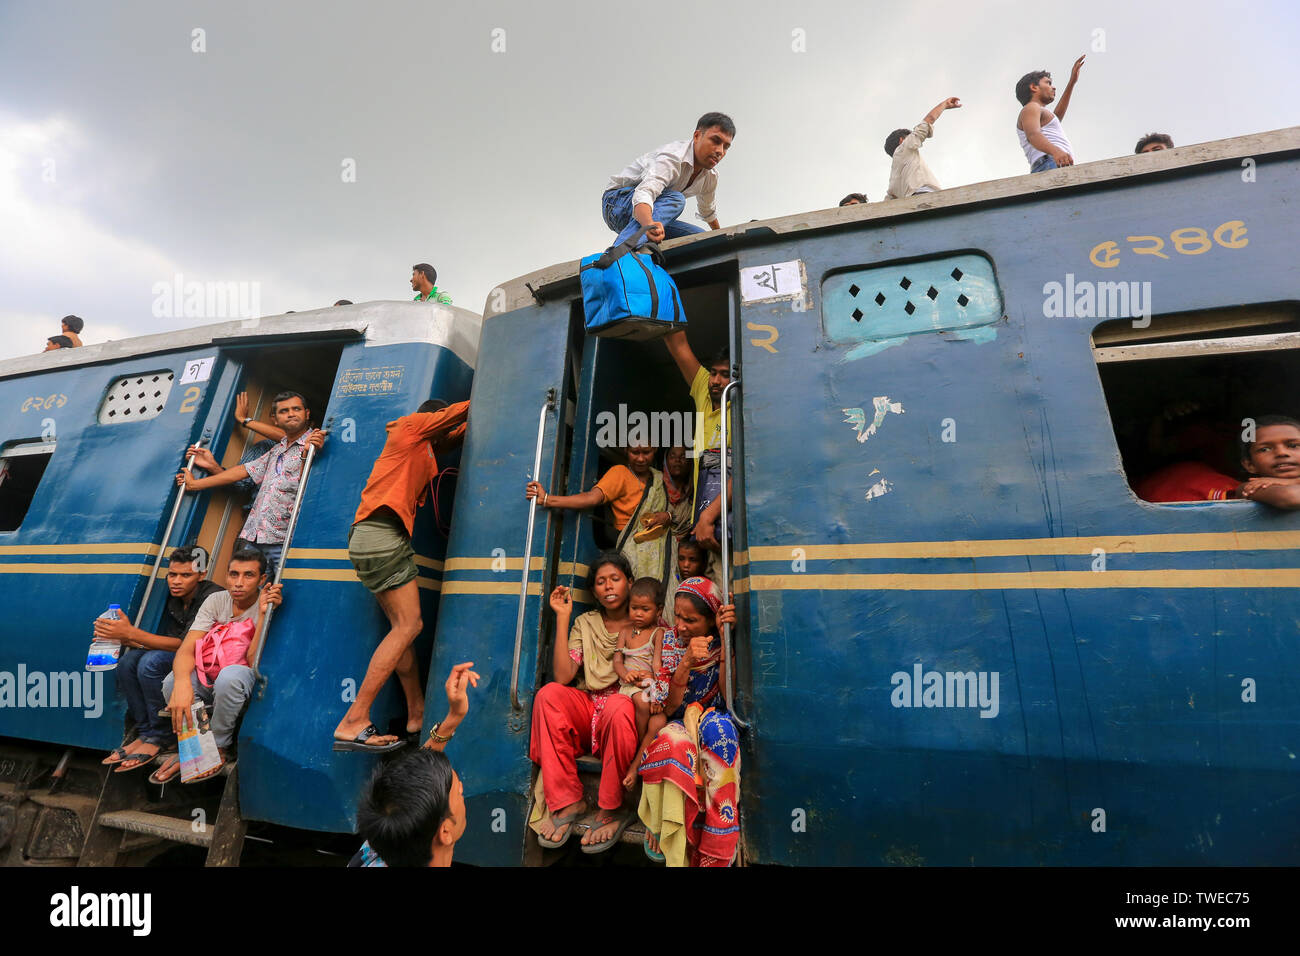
top-left (95, 546), bottom-right (224, 774)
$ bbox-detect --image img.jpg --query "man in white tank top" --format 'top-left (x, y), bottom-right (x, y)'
top-left (1015, 56), bottom-right (1085, 173)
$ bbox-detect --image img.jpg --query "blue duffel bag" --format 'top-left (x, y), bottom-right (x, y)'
top-left (579, 225), bottom-right (686, 341)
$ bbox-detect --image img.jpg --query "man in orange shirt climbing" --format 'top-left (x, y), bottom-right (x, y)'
top-left (333, 398), bottom-right (470, 752)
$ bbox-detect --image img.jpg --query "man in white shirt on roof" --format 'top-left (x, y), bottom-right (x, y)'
top-left (883, 96), bottom-right (962, 200)
top-left (602, 112), bottom-right (735, 249)
top-left (1015, 56), bottom-right (1086, 173)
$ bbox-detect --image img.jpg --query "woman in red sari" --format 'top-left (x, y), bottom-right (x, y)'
top-left (637, 576), bottom-right (741, 866)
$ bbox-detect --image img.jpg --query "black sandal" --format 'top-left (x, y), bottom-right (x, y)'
top-left (332, 724), bottom-right (406, 753)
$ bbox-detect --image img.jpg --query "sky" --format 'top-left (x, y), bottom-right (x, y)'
top-left (2, 0), bottom-right (1298, 361)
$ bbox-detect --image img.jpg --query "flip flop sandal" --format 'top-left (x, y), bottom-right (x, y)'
top-left (333, 724), bottom-right (406, 753)
top-left (644, 830), bottom-right (665, 863)
top-left (101, 746), bottom-right (131, 766)
top-left (114, 751), bottom-right (160, 773)
top-left (148, 754), bottom-right (181, 785)
top-left (184, 757), bottom-right (227, 784)
top-left (536, 803), bottom-right (588, 850)
top-left (581, 810), bottom-right (632, 855)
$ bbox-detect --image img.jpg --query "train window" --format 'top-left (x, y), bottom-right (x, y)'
top-left (97, 370), bottom-right (176, 424)
top-left (1091, 304), bottom-right (1300, 502)
top-left (0, 439), bottom-right (55, 532)
top-left (822, 253), bottom-right (1002, 357)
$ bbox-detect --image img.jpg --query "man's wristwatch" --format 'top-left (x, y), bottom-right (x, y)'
top-left (428, 722), bottom-right (454, 744)
top-left (242, 417), bottom-right (254, 427)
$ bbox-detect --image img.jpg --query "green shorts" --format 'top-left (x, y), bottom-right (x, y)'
top-left (348, 512), bottom-right (418, 595)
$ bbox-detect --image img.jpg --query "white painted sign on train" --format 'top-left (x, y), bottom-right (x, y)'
top-left (179, 356), bottom-right (215, 384)
top-left (741, 260), bottom-right (805, 303)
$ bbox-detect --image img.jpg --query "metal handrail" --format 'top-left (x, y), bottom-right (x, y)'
top-left (718, 380), bottom-right (749, 730)
top-left (250, 419), bottom-right (331, 689)
top-left (135, 434), bottom-right (209, 627)
top-left (206, 391), bottom-right (267, 581)
top-left (511, 389), bottom-right (556, 710)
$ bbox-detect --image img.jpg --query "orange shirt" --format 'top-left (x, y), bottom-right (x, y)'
top-left (352, 401), bottom-right (470, 535)
top-left (594, 464), bottom-right (650, 530)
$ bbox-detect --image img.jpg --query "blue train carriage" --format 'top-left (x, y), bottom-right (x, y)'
top-left (0, 302), bottom-right (479, 862)
top-left (433, 126), bottom-right (1300, 866)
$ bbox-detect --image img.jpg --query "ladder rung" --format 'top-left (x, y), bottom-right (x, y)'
top-left (97, 810), bottom-right (214, 847)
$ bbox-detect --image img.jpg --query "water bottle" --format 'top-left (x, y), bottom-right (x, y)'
top-left (86, 604), bottom-right (124, 671)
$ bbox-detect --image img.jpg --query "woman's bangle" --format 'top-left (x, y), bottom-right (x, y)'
top-left (542, 492), bottom-right (549, 506)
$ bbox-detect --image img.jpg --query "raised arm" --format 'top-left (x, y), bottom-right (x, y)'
top-left (923, 96), bottom-right (961, 126)
top-left (423, 662), bottom-right (480, 752)
top-left (549, 587), bottom-right (579, 685)
top-left (1053, 55), bottom-right (1085, 122)
top-left (234, 392), bottom-right (286, 443)
top-left (663, 330), bottom-right (702, 387)
top-left (413, 400), bottom-right (471, 441)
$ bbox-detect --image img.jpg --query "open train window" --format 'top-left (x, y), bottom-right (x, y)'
top-left (1091, 303), bottom-right (1300, 503)
top-left (0, 439), bottom-right (55, 532)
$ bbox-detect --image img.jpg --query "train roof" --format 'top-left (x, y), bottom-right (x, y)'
top-left (490, 125), bottom-right (1300, 315)
top-left (0, 300), bottom-right (482, 382)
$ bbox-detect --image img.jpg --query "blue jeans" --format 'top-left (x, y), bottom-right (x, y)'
top-left (1031, 155), bottom-right (1058, 174)
top-left (602, 186), bottom-right (705, 247)
top-left (242, 539), bottom-right (282, 578)
top-left (162, 666), bottom-right (255, 749)
top-left (118, 647), bottom-right (175, 744)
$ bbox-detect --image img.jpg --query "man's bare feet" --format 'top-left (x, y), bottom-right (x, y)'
top-left (536, 799), bottom-right (586, 845)
top-left (580, 808), bottom-right (628, 849)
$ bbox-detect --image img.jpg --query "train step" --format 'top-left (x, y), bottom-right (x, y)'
top-left (79, 761), bottom-right (248, 866)
top-left (574, 755), bottom-right (645, 846)
top-left (96, 810), bottom-right (212, 847)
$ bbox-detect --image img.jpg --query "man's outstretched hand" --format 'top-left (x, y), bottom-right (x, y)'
top-left (445, 662), bottom-right (480, 719)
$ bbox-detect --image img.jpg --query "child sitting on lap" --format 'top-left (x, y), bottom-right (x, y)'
top-left (615, 577), bottom-right (666, 789)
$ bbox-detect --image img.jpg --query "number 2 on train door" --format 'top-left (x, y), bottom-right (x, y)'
top-left (179, 386), bottom-right (201, 414)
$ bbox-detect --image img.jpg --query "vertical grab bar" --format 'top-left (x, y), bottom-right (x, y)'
top-left (718, 380), bottom-right (749, 730)
top-left (511, 389), bottom-right (556, 711)
top-left (250, 418), bottom-right (331, 691)
top-left (135, 433), bottom-right (210, 627)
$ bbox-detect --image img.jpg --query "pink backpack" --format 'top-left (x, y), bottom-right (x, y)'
top-left (195, 619), bottom-right (256, 687)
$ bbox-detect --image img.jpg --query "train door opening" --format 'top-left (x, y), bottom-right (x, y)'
top-left (191, 340), bottom-right (345, 579)
top-left (544, 273), bottom-right (737, 680)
